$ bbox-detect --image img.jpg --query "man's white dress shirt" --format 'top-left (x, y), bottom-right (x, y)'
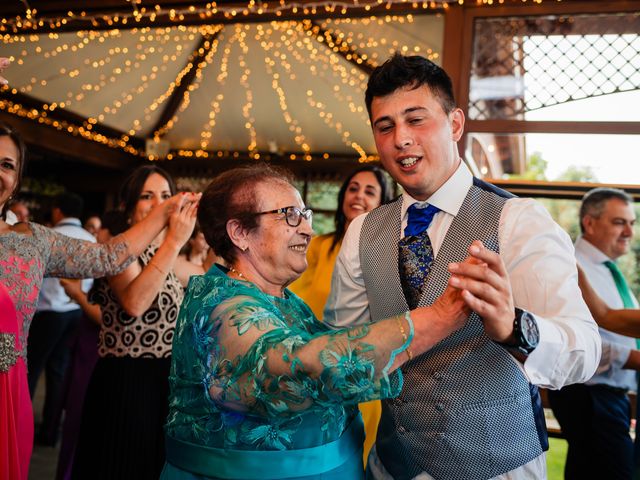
top-left (575, 236), bottom-right (638, 389)
top-left (325, 162), bottom-right (601, 480)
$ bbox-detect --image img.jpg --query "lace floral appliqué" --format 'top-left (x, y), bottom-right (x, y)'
top-left (0, 333), bottom-right (18, 373)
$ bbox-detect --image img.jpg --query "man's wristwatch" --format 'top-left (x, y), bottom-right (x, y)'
top-left (498, 308), bottom-right (540, 356)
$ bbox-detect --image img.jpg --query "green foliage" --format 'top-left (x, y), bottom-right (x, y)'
top-left (311, 212), bottom-right (335, 236)
top-left (20, 177), bottom-right (65, 196)
top-left (546, 437), bottom-right (568, 479)
top-left (304, 181), bottom-right (340, 236)
top-left (538, 198), bottom-right (581, 242)
top-left (555, 165), bottom-right (598, 183)
top-left (306, 180), bottom-right (340, 211)
top-left (519, 151), bottom-right (549, 180)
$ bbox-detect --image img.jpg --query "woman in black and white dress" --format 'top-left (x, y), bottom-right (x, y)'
top-left (72, 166), bottom-right (204, 480)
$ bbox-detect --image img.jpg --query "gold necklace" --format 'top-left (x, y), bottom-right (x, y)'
top-left (228, 266), bottom-right (246, 280)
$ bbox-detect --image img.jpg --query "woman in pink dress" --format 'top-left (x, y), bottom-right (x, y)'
top-left (0, 121), bottom-right (200, 479)
top-left (0, 281), bottom-right (30, 480)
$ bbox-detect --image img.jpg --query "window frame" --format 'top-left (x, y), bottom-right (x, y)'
top-left (443, 1), bottom-right (640, 200)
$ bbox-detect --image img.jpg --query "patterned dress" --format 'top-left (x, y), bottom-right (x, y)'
top-left (162, 265), bottom-right (409, 480)
top-left (72, 244), bottom-right (184, 480)
top-left (289, 233), bottom-right (382, 465)
top-left (0, 222), bottom-right (134, 480)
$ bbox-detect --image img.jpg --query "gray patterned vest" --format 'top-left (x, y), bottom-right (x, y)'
top-left (360, 179), bottom-right (547, 480)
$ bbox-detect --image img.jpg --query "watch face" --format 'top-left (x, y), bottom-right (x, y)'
top-left (519, 311), bottom-right (539, 350)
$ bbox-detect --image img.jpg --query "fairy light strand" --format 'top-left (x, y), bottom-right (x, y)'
top-left (1, 1), bottom-right (542, 34)
top-left (256, 24), bottom-right (313, 160)
top-left (237, 24), bottom-right (259, 158)
top-left (0, 11), bottom-right (447, 161)
top-left (153, 25), bottom-right (223, 140)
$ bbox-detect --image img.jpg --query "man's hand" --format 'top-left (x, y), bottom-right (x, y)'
top-left (447, 240), bottom-right (516, 343)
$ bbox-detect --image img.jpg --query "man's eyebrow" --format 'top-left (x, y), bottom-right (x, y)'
top-left (372, 106), bottom-right (427, 127)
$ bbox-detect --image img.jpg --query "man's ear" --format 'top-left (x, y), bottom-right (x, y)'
top-left (582, 215), bottom-right (595, 236)
top-left (226, 218), bottom-right (249, 252)
top-left (450, 108), bottom-right (465, 142)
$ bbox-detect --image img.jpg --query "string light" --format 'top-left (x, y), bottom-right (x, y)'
top-left (267, 21), bottom-right (371, 160)
top-left (154, 25), bottom-right (223, 139)
top-left (274, 21), bottom-right (369, 125)
top-left (257, 24), bottom-right (313, 160)
top-left (0, 97), bottom-right (144, 156)
top-left (322, 14), bottom-right (439, 64)
top-left (1, 1), bottom-right (562, 34)
top-left (195, 27), bottom-right (236, 152)
top-left (1, 10), bottom-right (449, 162)
top-left (237, 25), bottom-right (259, 158)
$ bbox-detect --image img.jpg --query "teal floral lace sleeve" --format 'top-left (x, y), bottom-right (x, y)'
top-left (166, 265), bottom-right (412, 451)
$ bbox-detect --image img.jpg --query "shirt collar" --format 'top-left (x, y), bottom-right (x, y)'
top-left (575, 236), bottom-right (614, 263)
top-left (55, 217), bottom-right (82, 227)
top-left (400, 160), bottom-right (472, 220)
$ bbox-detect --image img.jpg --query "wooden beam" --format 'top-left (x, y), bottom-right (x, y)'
top-left (157, 150), bottom-right (374, 178)
top-left (1, 0), bottom-right (628, 34)
top-left (151, 30), bottom-right (220, 137)
top-left (0, 91), bottom-right (146, 150)
top-left (490, 178), bottom-right (640, 201)
top-left (308, 21), bottom-right (375, 76)
top-left (466, 120), bottom-right (640, 135)
top-left (0, 1), bottom-right (448, 33)
top-left (0, 110), bottom-right (137, 170)
top-left (441, 5), bottom-right (465, 102)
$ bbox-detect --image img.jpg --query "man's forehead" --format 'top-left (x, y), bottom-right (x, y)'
top-left (371, 85), bottom-right (437, 114)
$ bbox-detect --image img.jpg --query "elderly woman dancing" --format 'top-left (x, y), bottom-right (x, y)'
top-left (162, 165), bottom-right (472, 480)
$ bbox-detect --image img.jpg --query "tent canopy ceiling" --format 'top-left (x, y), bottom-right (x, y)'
top-left (1, 1), bottom-right (444, 172)
top-left (0, 0), bottom-right (611, 175)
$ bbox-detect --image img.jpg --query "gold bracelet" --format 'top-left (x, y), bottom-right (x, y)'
top-left (148, 261), bottom-right (167, 276)
top-left (395, 313), bottom-right (413, 361)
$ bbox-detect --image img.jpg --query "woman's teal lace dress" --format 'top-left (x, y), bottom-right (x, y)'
top-left (163, 265), bottom-right (412, 480)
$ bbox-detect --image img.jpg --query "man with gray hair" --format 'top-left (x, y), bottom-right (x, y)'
top-left (549, 187), bottom-right (638, 480)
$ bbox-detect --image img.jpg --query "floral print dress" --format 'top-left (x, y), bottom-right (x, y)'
top-left (164, 265), bottom-right (410, 479)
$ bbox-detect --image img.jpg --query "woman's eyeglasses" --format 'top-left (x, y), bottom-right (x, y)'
top-left (254, 206), bottom-right (313, 227)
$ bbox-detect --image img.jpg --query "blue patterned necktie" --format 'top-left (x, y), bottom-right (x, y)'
top-left (398, 203), bottom-right (441, 309)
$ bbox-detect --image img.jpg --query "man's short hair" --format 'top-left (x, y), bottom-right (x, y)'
top-left (579, 187), bottom-right (633, 233)
top-left (365, 53), bottom-right (456, 119)
top-left (52, 192), bottom-right (84, 219)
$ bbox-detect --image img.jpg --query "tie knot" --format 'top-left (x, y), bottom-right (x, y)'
top-left (404, 203), bottom-right (440, 237)
top-left (603, 260), bottom-right (621, 274)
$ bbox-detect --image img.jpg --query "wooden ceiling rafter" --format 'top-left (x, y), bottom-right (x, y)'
top-left (1, 1), bottom-right (450, 34)
top-left (158, 150), bottom-right (379, 179)
top-left (0, 109), bottom-right (137, 169)
top-left (306, 20), bottom-right (375, 77)
top-left (0, 89), bottom-right (145, 150)
top-left (151, 28), bottom-right (222, 138)
top-left (2, 0), bottom-right (617, 36)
